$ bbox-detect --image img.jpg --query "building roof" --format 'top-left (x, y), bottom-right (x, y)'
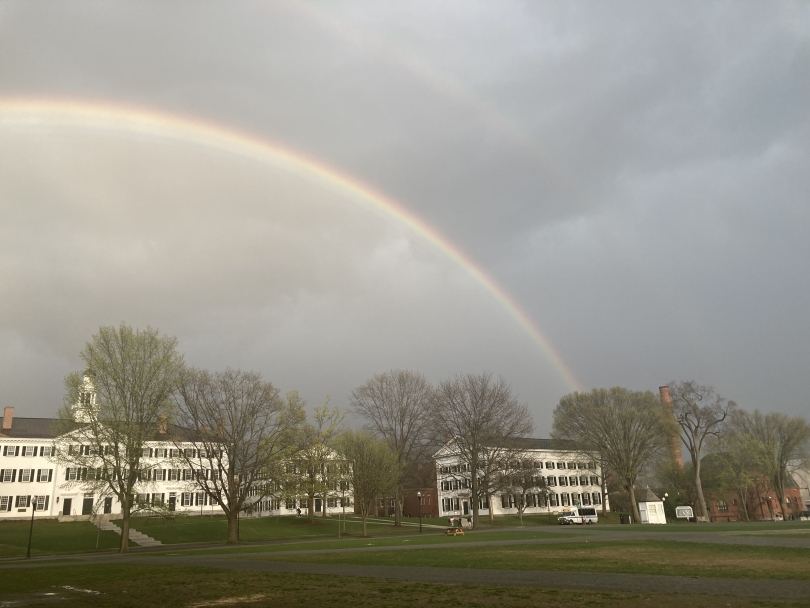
top-left (0, 417), bottom-right (59, 439)
top-left (641, 487), bottom-right (662, 503)
top-left (492, 437), bottom-right (578, 451)
top-left (1, 417), bottom-right (195, 442)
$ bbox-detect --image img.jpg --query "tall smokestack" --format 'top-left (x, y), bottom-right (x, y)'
top-left (659, 386), bottom-right (683, 467)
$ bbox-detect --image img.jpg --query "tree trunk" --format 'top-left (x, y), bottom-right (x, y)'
top-left (601, 475), bottom-right (607, 516)
top-left (119, 506), bottom-right (130, 554)
top-left (488, 493), bottom-right (495, 522)
top-left (307, 491), bottom-right (315, 524)
top-left (227, 512), bottom-right (239, 544)
top-left (629, 485), bottom-right (640, 523)
top-left (362, 511), bottom-right (368, 537)
top-left (471, 477), bottom-right (479, 529)
top-left (693, 458), bottom-right (709, 521)
top-left (394, 487), bottom-right (402, 527)
top-left (738, 490), bottom-right (749, 522)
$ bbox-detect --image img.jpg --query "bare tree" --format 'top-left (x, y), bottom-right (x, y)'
top-left (174, 368), bottom-right (302, 544)
top-left (55, 324), bottom-right (183, 553)
top-left (432, 373), bottom-right (534, 529)
top-left (668, 381), bottom-right (735, 521)
top-left (503, 459), bottom-right (548, 526)
top-left (335, 430), bottom-right (401, 537)
top-left (350, 369), bottom-right (434, 526)
top-left (733, 409), bottom-right (810, 519)
top-left (552, 387), bottom-right (675, 523)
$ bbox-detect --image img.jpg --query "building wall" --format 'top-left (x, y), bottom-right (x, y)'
top-left (0, 436), bottom-right (227, 520)
top-left (434, 446), bottom-right (609, 519)
top-left (707, 480), bottom-right (805, 522)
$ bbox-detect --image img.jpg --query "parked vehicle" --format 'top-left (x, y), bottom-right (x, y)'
top-left (558, 506), bottom-right (598, 525)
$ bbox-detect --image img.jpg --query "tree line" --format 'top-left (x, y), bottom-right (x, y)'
top-left (55, 324), bottom-right (535, 551)
top-left (552, 382), bottom-right (810, 523)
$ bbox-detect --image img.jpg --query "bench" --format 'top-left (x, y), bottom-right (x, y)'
top-left (696, 516), bottom-right (709, 523)
top-left (445, 527), bottom-right (465, 536)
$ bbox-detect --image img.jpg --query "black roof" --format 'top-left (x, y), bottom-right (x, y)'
top-left (0, 417), bottom-right (59, 439)
top-left (483, 437), bottom-right (579, 451)
top-left (1, 418), bottom-right (195, 442)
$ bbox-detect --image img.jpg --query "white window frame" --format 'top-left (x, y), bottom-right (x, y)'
top-left (19, 469), bottom-right (33, 483)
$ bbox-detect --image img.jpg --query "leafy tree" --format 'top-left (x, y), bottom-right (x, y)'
top-left (667, 381), bottom-right (735, 521)
top-left (350, 369), bottom-right (434, 526)
top-left (733, 409), bottom-right (810, 518)
top-left (553, 387), bottom-right (676, 523)
top-left (289, 394), bottom-right (346, 523)
top-left (432, 373), bottom-right (534, 529)
top-left (335, 430), bottom-right (401, 537)
top-left (56, 324), bottom-right (183, 553)
top-left (174, 368), bottom-right (302, 544)
top-left (710, 426), bottom-right (767, 521)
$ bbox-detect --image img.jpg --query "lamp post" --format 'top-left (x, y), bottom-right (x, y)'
top-left (663, 493), bottom-right (669, 523)
top-left (26, 496), bottom-right (37, 559)
top-left (417, 491), bottom-right (422, 534)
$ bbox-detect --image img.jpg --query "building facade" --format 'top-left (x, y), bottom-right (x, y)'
top-left (1, 405), bottom-right (352, 521)
top-left (434, 437), bottom-right (609, 519)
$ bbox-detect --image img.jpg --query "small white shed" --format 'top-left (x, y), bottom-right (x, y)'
top-left (638, 488), bottom-right (667, 524)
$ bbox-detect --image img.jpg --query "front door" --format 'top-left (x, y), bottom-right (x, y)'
top-left (104, 497), bottom-right (112, 514)
top-left (82, 497), bottom-right (93, 515)
top-left (168, 496), bottom-right (176, 511)
top-left (463, 500), bottom-right (469, 515)
top-left (315, 498), bottom-right (322, 513)
top-left (62, 498), bottom-right (72, 516)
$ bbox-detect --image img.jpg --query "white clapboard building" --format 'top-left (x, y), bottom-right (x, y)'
top-left (1, 402), bottom-right (352, 521)
top-left (435, 437), bottom-right (609, 518)
top-left (0, 406), bottom-right (225, 520)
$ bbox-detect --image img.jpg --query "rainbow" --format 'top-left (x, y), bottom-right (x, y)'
top-left (0, 97), bottom-right (583, 392)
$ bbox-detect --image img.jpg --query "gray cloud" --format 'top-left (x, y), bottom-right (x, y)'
top-left (0, 1), bottom-right (808, 429)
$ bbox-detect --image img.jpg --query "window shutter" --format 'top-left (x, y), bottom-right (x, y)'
top-left (11, 470), bottom-right (16, 483)
top-left (0, 469), bottom-right (3, 480)
top-left (48, 469), bottom-right (53, 482)
top-left (36, 469), bottom-right (41, 482)
top-left (44, 496), bottom-right (49, 510)
top-left (26, 495), bottom-right (31, 507)
top-left (65, 468), bottom-right (70, 481)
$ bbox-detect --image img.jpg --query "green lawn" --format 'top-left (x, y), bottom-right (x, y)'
top-left (153, 529), bottom-right (573, 556)
top-left (259, 538), bottom-right (810, 580)
top-left (118, 513), bottom-right (427, 545)
top-left (0, 520), bottom-right (124, 558)
top-left (0, 564), bottom-right (780, 608)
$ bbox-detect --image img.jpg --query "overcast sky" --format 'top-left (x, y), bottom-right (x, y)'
top-left (1, 1), bottom-right (808, 432)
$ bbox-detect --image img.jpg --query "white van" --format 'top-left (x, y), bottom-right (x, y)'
top-left (558, 506), bottom-right (598, 525)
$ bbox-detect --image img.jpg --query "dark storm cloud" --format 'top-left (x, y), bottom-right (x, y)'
top-left (0, 1), bottom-right (807, 426)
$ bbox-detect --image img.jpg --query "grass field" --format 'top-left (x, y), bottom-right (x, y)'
top-left (0, 520), bottom-right (126, 558)
top-left (114, 514), bottom-right (428, 545)
top-left (258, 538), bottom-right (810, 580)
top-left (151, 529), bottom-right (572, 556)
top-left (0, 564), bottom-right (798, 608)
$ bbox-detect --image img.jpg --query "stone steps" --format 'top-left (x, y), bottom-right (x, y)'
top-left (93, 518), bottom-right (162, 546)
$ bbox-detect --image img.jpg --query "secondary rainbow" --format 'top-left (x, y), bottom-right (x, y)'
top-left (0, 97), bottom-right (583, 392)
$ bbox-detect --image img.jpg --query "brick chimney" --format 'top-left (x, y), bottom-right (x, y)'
top-left (2, 407), bottom-right (12, 434)
top-left (659, 386), bottom-right (683, 467)
top-left (158, 414), bottom-right (168, 435)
